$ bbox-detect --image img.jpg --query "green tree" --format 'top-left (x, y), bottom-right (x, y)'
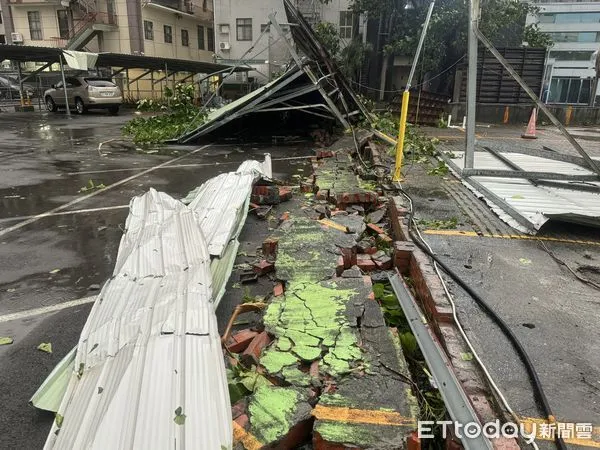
top-left (351, 0), bottom-right (552, 77)
top-left (314, 21), bottom-right (373, 80)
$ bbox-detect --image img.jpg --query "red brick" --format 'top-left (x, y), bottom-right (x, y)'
top-left (234, 413), bottom-right (248, 429)
top-left (273, 282), bottom-right (284, 297)
top-left (228, 329), bottom-right (259, 353)
top-left (279, 211), bottom-right (290, 223)
top-left (243, 331), bottom-right (271, 365)
top-left (279, 186), bottom-right (293, 201)
top-left (340, 246), bottom-right (357, 269)
top-left (249, 202), bottom-right (260, 209)
top-left (367, 223), bottom-right (386, 235)
top-left (393, 241), bottom-right (415, 274)
top-left (356, 255), bottom-right (376, 272)
top-left (262, 237), bottom-right (279, 257)
top-left (231, 400), bottom-right (246, 420)
top-left (407, 431), bottom-right (421, 450)
top-left (336, 256), bottom-right (345, 276)
top-left (253, 260), bottom-right (275, 275)
top-left (316, 150), bottom-right (335, 158)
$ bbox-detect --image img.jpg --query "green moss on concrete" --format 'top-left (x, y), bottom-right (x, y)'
top-left (293, 344), bottom-right (322, 361)
top-left (248, 385), bottom-right (301, 444)
top-left (260, 348), bottom-right (297, 374)
top-left (276, 336), bottom-right (293, 352)
top-left (281, 366), bottom-right (312, 386)
top-left (262, 278), bottom-right (363, 378)
top-left (315, 421), bottom-right (378, 446)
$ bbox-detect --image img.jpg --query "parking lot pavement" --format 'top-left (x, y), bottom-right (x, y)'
top-left (0, 110), bottom-right (314, 449)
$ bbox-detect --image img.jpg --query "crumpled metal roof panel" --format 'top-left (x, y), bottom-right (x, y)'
top-left (44, 189), bottom-right (231, 450)
top-left (448, 151), bottom-right (600, 231)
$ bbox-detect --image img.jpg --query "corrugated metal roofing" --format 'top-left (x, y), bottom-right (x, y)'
top-left (40, 158), bottom-right (272, 449)
top-left (447, 150), bottom-right (600, 232)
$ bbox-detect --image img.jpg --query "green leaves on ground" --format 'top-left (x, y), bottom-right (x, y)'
top-left (373, 283), bottom-right (406, 328)
top-left (37, 342), bottom-right (52, 353)
top-left (427, 161), bottom-right (449, 176)
top-left (79, 179), bottom-right (106, 193)
top-left (122, 84), bottom-right (207, 145)
top-left (0, 337), bottom-right (14, 346)
top-left (417, 217), bottom-right (457, 230)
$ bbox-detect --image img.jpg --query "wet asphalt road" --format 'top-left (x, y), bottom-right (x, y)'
top-left (0, 110), bottom-right (312, 449)
top-left (406, 127), bottom-right (600, 449)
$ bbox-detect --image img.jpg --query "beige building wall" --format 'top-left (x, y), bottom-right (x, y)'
top-left (11, 3), bottom-right (66, 47)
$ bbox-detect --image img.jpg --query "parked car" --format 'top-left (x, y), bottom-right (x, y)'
top-left (44, 76), bottom-right (122, 114)
top-left (0, 75), bottom-right (37, 100)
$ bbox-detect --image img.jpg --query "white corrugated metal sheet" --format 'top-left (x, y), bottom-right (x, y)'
top-left (448, 151), bottom-right (600, 232)
top-left (42, 157), bottom-right (272, 449)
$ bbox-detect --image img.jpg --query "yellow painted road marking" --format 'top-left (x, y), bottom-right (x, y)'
top-left (422, 229), bottom-right (600, 247)
top-left (312, 405), bottom-right (416, 427)
top-left (519, 416), bottom-right (600, 448)
top-left (318, 218), bottom-right (349, 233)
top-left (233, 420), bottom-right (263, 450)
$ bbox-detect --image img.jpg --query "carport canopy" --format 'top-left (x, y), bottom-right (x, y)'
top-left (0, 45), bottom-right (247, 75)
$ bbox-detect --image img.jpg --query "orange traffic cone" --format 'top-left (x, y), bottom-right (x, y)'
top-left (521, 108), bottom-right (537, 139)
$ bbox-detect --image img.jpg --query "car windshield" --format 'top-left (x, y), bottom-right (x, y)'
top-left (85, 79), bottom-right (116, 87)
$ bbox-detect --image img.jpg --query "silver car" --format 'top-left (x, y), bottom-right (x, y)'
top-left (44, 76), bottom-right (122, 114)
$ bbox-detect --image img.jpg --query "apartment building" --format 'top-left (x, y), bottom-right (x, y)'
top-left (0, 0), bottom-right (215, 61)
top-left (213, 0), bottom-right (363, 86)
top-left (527, 1), bottom-right (600, 105)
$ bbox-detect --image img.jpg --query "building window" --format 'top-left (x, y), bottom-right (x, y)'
top-left (261, 24), bottom-right (269, 33)
top-left (198, 25), bottom-right (205, 49)
top-left (181, 29), bottom-right (189, 46)
top-left (339, 11), bottom-right (353, 39)
top-left (549, 32), bottom-right (600, 43)
top-left (549, 50), bottom-right (594, 62)
top-left (144, 20), bottom-right (153, 40)
top-left (28, 11), bottom-right (43, 40)
top-left (0, 35), bottom-right (5, 45)
top-left (548, 77), bottom-right (591, 105)
top-left (236, 18), bottom-right (252, 41)
top-left (164, 25), bottom-right (172, 43)
top-left (57, 10), bottom-right (69, 39)
top-left (207, 27), bottom-right (214, 51)
top-left (541, 12), bottom-right (600, 24)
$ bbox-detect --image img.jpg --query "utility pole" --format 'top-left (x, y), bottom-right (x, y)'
top-left (464, 0), bottom-right (480, 169)
top-left (392, 0), bottom-right (435, 182)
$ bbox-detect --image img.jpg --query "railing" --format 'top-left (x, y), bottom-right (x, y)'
top-left (49, 11), bottom-right (117, 49)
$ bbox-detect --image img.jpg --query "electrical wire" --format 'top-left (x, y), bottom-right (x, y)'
top-left (396, 187), bottom-right (566, 450)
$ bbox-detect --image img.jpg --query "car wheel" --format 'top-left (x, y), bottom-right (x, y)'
top-left (45, 96), bottom-right (58, 112)
top-left (108, 106), bottom-right (119, 115)
top-left (75, 98), bottom-right (86, 114)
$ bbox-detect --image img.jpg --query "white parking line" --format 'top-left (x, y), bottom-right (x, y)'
top-left (0, 144), bottom-right (212, 238)
top-left (0, 296), bottom-right (97, 324)
top-left (0, 205), bottom-right (129, 224)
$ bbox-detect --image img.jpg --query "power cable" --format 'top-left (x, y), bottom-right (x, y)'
top-left (397, 187), bottom-right (567, 450)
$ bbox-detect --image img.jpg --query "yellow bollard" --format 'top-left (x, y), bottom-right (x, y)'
top-left (565, 105), bottom-right (573, 127)
top-left (392, 90), bottom-right (410, 182)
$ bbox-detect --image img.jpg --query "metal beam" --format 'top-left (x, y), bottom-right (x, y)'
top-left (252, 84), bottom-right (320, 111)
top-left (475, 28), bottom-right (600, 176)
top-left (154, 70), bottom-right (175, 85)
top-left (388, 273), bottom-right (493, 450)
top-left (59, 56), bottom-right (71, 116)
top-left (461, 168), bottom-right (600, 182)
top-left (436, 151), bottom-right (536, 231)
top-left (482, 146), bottom-right (538, 186)
top-left (465, 0), bottom-right (480, 169)
top-left (127, 69), bottom-right (152, 85)
top-left (21, 61), bottom-right (54, 83)
top-left (268, 13), bottom-right (350, 129)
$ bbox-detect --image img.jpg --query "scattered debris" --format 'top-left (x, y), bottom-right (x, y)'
top-left (37, 343), bottom-right (52, 353)
top-left (78, 179), bottom-right (106, 193)
top-left (0, 337), bottom-right (14, 346)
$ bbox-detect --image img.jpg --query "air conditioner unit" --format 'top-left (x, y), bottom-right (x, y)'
top-left (219, 42), bottom-right (230, 51)
top-left (11, 32), bottom-right (24, 43)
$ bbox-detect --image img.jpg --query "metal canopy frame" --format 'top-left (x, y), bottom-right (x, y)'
top-left (389, 273), bottom-right (493, 450)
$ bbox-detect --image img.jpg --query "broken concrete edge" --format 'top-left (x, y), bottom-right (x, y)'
top-left (387, 196), bottom-right (521, 450)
